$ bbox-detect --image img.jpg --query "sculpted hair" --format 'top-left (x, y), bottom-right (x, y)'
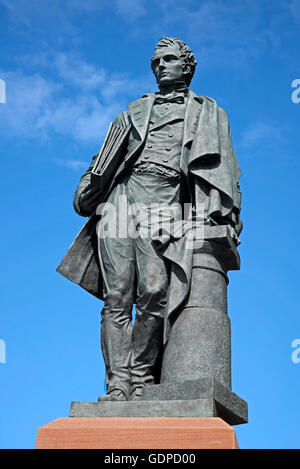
top-left (151, 37), bottom-right (197, 86)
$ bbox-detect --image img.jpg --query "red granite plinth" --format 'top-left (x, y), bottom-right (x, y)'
top-left (35, 417), bottom-right (239, 449)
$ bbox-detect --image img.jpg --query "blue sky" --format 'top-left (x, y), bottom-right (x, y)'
top-left (0, 0), bottom-right (300, 449)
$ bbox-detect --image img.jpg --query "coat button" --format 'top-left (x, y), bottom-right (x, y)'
top-left (163, 158), bottom-right (169, 162)
top-left (144, 155), bottom-right (150, 159)
top-left (168, 134), bottom-right (174, 138)
top-left (147, 144), bottom-right (152, 148)
top-left (165, 146), bottom-right (171, 151)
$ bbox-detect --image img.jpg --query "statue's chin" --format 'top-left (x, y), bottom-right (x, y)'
top-left (158, 79), bottom-right (173, 87)
top-left (157, 75), bottom-right (186, 87)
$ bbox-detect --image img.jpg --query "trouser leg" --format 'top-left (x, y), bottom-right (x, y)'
top-left (100, 304), bottom-right (133, 398)
top-left (98, 187), bottom-right (135, 398)
top-left (131, 236), bottom-right (169, 392)
top-left (131, 309), bottom-right (164, 391)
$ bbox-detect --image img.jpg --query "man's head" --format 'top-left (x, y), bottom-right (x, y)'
top-left (151, 37), bottom-right (197, 88)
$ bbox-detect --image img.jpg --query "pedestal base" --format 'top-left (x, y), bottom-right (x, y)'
top-left (70, 378), bottom-right (248, 426)
top-left (35, 417), bottom-right (239, 449)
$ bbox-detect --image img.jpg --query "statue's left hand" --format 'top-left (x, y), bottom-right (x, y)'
top-left (228, 226), bottom-right (241, 246)
top-left (79, 186), bottom-right (102, 214)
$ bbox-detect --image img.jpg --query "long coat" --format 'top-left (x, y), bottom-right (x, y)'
top-left (57, 90), bottom-right (242, 332)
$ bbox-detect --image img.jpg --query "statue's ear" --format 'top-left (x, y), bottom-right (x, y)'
top-left (182, 64), bottom-right (191, 80)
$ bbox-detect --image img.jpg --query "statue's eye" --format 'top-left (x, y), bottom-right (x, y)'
top-left (164, 55), bottom-right (178, 62)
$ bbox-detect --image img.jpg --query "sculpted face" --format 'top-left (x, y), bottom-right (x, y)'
top-left (152, 45), bottom-right (184, 87)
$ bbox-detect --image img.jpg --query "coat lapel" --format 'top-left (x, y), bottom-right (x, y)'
top-left (180, 90), bottom-right (203, 175)
top-left (104, 94), bottom-right (155, 194)
top-left (182, 90), bottom-right (203, 147)
top-left (128, 93), bottom-right (156, 144)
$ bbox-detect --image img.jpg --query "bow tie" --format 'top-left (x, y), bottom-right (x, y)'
top-left (155, 94), bottom-right (185, 104)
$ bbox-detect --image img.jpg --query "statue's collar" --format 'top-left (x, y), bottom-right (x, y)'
top-left (141, 89), bottom-right (203, 104)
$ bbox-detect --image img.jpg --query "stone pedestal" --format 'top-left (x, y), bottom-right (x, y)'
top-left (162, 226), bottom-right (239, 389)
top-left (157, 226), bottom-right (247, 423)
top-left (70, 377), bottom-right (247, 425)
top-left (35, 417), bottom-right (239, 449)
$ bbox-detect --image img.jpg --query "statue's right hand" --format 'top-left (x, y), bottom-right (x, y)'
top-left (79, 186), bottom-right (102, 213)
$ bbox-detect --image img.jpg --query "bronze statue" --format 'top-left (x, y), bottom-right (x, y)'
top-left (58, 38), bottom-right (243, 412)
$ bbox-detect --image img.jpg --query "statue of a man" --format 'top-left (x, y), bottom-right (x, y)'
top-left (57, 37), bottom-right (242, 403)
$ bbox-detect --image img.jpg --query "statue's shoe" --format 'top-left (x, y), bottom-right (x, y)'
top-left (129, 387), bottom-right (143, 401)
top-left (98, 389), bottom-right (127, 401)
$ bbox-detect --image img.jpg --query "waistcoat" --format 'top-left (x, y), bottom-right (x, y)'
top-left (133, 103), bottom-right (186, 175)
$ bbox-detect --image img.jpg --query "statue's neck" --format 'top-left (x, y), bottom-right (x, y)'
top-left (158, 81), bottom-right (188, 95)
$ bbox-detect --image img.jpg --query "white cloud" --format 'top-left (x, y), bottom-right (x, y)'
top-left (0, 71), bottom-right (59, 137)
top-left (0, 0), bottom-right (68, 29)
top-left (53, 158), bottom-right (89, 170)
top-left (115, 0), bottom-right (147, 20)
top-left (54, 53), bottom-right (107, 90)
top-left (0, 0), bottom-right (147, 28)
top-left (0, 53), bottom-right (153, 143)
top-left (238, 122), bottom-right (285, 152)
top-left (33, 94), bottom-right (116, 141)
top-left (0, 0), bottom-right (103, 19)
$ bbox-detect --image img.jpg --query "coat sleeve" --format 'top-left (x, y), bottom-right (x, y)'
top-left (73, 153), bottom-right (99, 217)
